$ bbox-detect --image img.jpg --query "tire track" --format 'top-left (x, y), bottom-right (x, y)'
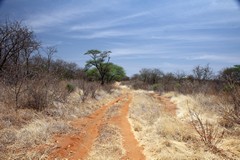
top-left (47, 91), bottom-right (145, 160)
top-left (48, 95), bottom-right (126, 160)
top-left (110, 94), bottom-right (145, 160)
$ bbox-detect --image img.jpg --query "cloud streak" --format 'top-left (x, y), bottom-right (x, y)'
top-left (70, 11), bottom-right (150, 31)
top-left (25, 1), bottom-right (122, 32)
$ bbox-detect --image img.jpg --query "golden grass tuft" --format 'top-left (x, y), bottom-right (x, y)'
top-left (87, 124), bottom-right (126, 160)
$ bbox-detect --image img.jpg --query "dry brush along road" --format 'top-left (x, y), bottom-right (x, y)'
top-left (39, 88), bottom-right (176, 160)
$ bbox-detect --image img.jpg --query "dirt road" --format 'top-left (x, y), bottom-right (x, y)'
top-left (47, 91), bottom-right (145, 160)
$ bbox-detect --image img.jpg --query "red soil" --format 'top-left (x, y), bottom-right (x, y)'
top-left (47, 93), bottom-right (145, 160)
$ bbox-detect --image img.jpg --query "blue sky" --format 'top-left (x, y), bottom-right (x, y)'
top-left (0, 0), bottom-right (240, 76)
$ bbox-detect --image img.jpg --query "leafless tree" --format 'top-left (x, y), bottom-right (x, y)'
top-left (0, 20), bottom-right (39, 109)
top-left (193, 64), bottom-right (213, 81)
top-left (0, 20), bottom-right (39, 73)
top-left (139, 68), bottom-right (164, 84)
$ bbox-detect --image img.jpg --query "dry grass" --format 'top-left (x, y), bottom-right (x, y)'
top-left (0, 86), bottom-right (121, 159)
top-left (128, 90), bottom-right (240, 160)
top-left (87, 124), bottom-right (126, 160)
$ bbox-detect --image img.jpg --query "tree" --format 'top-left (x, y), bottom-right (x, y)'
top-left (105, 63), bottom-right (126, 83)
top-left (220, 65), bottom-right (240, 125)
top-left (0, 20), bottom-right (39, 109)
top-left (192, 64), bottom-right (213, 81)
top-left (0, 20), bottom-right (39, 73)
top-left (139, 68), bottom-right (163, 84)
top-left (86, 68), bottom-right (100, 81)
top-left (221, 65), bottom-right (240, 86)
top-left (86, 63), bottom-right (126, 83)
top-left (84, 50), bottom-right (111, 85)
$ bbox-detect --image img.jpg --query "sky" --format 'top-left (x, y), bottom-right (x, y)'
top-left (0, 0), bottom-right (240, 76)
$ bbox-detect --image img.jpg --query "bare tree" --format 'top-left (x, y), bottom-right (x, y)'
top-left (139, 68), bottom-right (163, 84)
top-left (193, 64), bottom-right (213, 81)
top-left (0, 20), bottom-right (39, 73)
top-left (0, 20), bottom-right (39, 109)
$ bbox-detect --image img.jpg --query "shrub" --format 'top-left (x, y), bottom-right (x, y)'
top-left (189, 110), bottom-right (224, 149)
top-left (66, 83), bottom-right (75, 93)
top-left (77, 80), bottom-right (99, 102)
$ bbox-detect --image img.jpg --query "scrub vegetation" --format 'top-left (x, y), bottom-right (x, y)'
top-left (1, 19), bottom-right (239, 159)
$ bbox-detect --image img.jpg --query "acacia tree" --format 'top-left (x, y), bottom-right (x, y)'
top-left (105, 63), bottom-right (126, 82)
top-left (86, 63), bottom-right (126, 83)
top-left (84, 50), bottom-right (111, 85)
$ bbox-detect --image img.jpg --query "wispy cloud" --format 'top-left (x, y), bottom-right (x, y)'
top-left (25, 1), bottom-right (121, 32)
top-left (70, 30), bottom-right (137, 39)
top-left (26, 8), bottom-right (83, 32)
top-left (70, 11), bottom-right (150, 31)
top-left (187, 54), bottom-right (240, 63)
top-left (151, 34), bottom-right (240, 42)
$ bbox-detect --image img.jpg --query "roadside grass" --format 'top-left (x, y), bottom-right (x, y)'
top-left (128, 90), bottom-right (240, 160)
top-left (0, 85), bottom-right (121, 159)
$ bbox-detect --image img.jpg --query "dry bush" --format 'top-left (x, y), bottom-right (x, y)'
top-left (131, 80), bottom-right (150, 90)
top-left (222, 87), bottom-right (240, 126)
top-left (0, 76), bottom-right (70, 111)
top-left (77, 80), bottom-right (99, 102)
top-left (101, 83), bottom-right (116, 93)
top-left (189, 110), bottom-right (224, 149)
top-left (20, 78), bottom-right (69, 111)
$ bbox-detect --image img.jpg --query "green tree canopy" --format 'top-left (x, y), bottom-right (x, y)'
top-left (221, 65), bottom-right (240, 85)
top-left (84, 50), bottom-right (126, 85)
top-left (105, 63), bottom-right (126, 82)
top-left (86, 63), bottom-right (126, 83)
top-left (84, 50), bottom-right (111, 85)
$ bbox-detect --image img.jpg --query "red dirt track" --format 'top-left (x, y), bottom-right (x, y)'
top-left (47, 93), bottom-right (145, 160)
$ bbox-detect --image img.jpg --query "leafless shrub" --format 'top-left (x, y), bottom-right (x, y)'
top-left (223, 88), bottom-right (240, 126)
top-left (219, 65), bottom-right (240, 126)
top-left (22, 76), bottom-right (69, 111)
top-left (189, 110), bottom-right (224, 149)
top-left (130, 80), bottom-right (149, 90)
top-left (77, 80), bottom-right (99, 102)
top-left (102, 84), bottom-right (115, 93)
top-left (89, 82), bottom-right (99, 99)
top-left (78, 80), bottom-right (91, 102)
